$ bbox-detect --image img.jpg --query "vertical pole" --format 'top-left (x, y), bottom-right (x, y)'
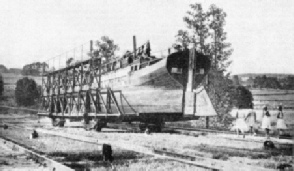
top-left (81, 46), bottom-right (83, 61)
top-left (184, 45), bottom-right (196, 115)
top-left (80, 63), bottom-right (83, 91)
top-left (97, 58), bottom-right (101, 114)
top-left (186, 45), bottom-right (196, 92)
top-left (212, 9), bottom-right (217, 129)
top-left (133, 36), bottom-right (137, 59)
top-left (90, 41), bottom-right (94, 88)
top-left (96, 88), bottom-right (100, 113)
top-left (98, 59), bottom-right (101, 89)
top-left (72, 67), bottom-right (75, 92)
top-left (66, 52), bottom-right (68, 67)
top-left (206, 117), bottom-right (209, 128)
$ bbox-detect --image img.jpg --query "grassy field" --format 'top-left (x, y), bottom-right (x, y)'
top-left (250, 88), bottom-right (294, 110)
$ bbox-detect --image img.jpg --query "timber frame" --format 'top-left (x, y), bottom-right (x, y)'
top-left (38, 44), bottom-right (137, 121)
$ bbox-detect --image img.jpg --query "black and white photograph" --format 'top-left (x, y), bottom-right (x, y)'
top-left (0, 0), bottom-right (293, 170)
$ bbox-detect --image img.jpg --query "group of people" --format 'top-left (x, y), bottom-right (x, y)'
top-left (233, 105), bottom-right (287, 139)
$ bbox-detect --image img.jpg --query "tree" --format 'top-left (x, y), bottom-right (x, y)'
top-left (175, 3), bottom-right (233, 70)
top-left (92, 36), bottom-right (119, 63)
top-left (173, 30), bottom-right (191, 51)
top-left (176, 3), bottom-right (238, 127)
top-left (231, 86), bottom-right (253, 109)
top-left (280, 76), bottom-right (294, 89)
top-left (66, 57), bottom-right (75, 67)
top-left (22, 62), bottom-right (48, 76)
top-left (15, 77), bottom-right (40, 106)
top-left (206, 71), bottom-right (235, 125)
top-left (183, 3), bottom-right (209, 53)
top-left (0, 64), bottom-right (8, 73)
top-left (253, 75), bottom-right (281, 89)
top-left (0, 74), bottom-right (4, 97)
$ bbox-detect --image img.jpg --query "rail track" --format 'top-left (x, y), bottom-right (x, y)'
top-left (1, 122), bottom-right (221, 170)
top-left (0, 133), bottom-right (73, 171)
top-left (1, 121), bottom-right (281, 171)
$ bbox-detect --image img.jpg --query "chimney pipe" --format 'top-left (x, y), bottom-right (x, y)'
top-left (133, 36), bottom-right (137, 58)
top-left (90, 40), bottom-right (93, 53)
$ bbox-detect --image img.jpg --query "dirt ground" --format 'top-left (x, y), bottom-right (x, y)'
top-left (0, 143), bottom-right (44, 171)
top-left (0, 113), bottom-right (293, 170)
top-left (0, 115), bottom-right (209, 170)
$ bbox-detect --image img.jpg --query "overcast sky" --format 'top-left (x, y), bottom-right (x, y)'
top-left (0, 0), bottom-right (293, 75)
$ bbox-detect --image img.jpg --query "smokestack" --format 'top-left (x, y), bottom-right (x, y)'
top-left (133, 36), bottom-right (137, 58)
top-left (90, 40), bottom-right (93, 53)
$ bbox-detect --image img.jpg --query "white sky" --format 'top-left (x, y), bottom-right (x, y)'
top-left (0, 0), bottom-right (293, 75)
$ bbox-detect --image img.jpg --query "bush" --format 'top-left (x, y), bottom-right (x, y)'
top-left (206, 71), bottom-right (253, 127)
top-left (231, 86), bottom-right (253, 109)
top-left (207, 71), bottom-right (235, 127)
top-left (0, 74), bottom-right (4, 97)
top-left (15, 77), bottom-right (40, 106)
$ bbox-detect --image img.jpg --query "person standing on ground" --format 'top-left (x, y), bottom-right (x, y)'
top-left (261, 106), bottom-right (271, 139)
top-left (245, 104), bottom-right (257, 136)
top-left (235, 106), bottom-right (249, 138)
top-left (276, 105), bottom-right (287, 137)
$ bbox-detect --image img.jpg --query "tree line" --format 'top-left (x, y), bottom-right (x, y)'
top-left (252, 75), bottom-right (294, 89)
top-left (22, 62), bottom-right (48, 76)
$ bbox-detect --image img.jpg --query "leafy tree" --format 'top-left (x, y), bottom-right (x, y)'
top-left (0, 74), bottom-right (4, 97)
top-left (253, 75), bottom-right (281, 89)
top-left (92, 36), bottom-right (119, 63)
top-left (15, 77), bottom-right (40, 106)
top-left (231, 86), bottom-right (253, 109)
top-left (22, 62), bottom-right (48, 76)
top-left (0, 64), bottom-right (8, 73)
top-left (280, 76), bottom-right (294, 89)
top-left (206, 71), bottom-right (235, 125)
top-left (66, 57), bottom-right (75, 67)
top-left (173, 30), bottom-right (191, 51)
top-left (176, 3), bottom-right (238, 127)
top-left (175, 3), bottom-right (233, 70)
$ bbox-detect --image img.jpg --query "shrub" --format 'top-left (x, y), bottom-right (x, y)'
top-left (231, 86), bottom-right (253, 109)
top-left (0, 74), bottom-right (4, 97)
top-left (15, 77), bottom-right (40, 106)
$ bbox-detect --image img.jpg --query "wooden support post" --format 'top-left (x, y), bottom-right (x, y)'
top-left (96, 88), bottom-right (101, 113)
top-left (206, 116), bottom-right (209, 128)
top-left (98, 59), bottom-right (101, 88)
top-left (107, 89), bottom-right (111, 113)
top-left (85, 91), bottom-right (90, 114)
top-left (80, 64), bottom-right (83, 91)
top-left (72, 67), bottom-right (76, 92)
top-left (184, 46), bottom-right (197, 116)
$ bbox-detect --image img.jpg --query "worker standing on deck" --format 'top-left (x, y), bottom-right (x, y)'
top-left (261, 106), bottom-right (271, 139)
top-left (276, 105), bottom-right (287, 137)
top-left (245, 104), bottom-right (257, 136)
top-left (235, 105), bottom-right (249, 138)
